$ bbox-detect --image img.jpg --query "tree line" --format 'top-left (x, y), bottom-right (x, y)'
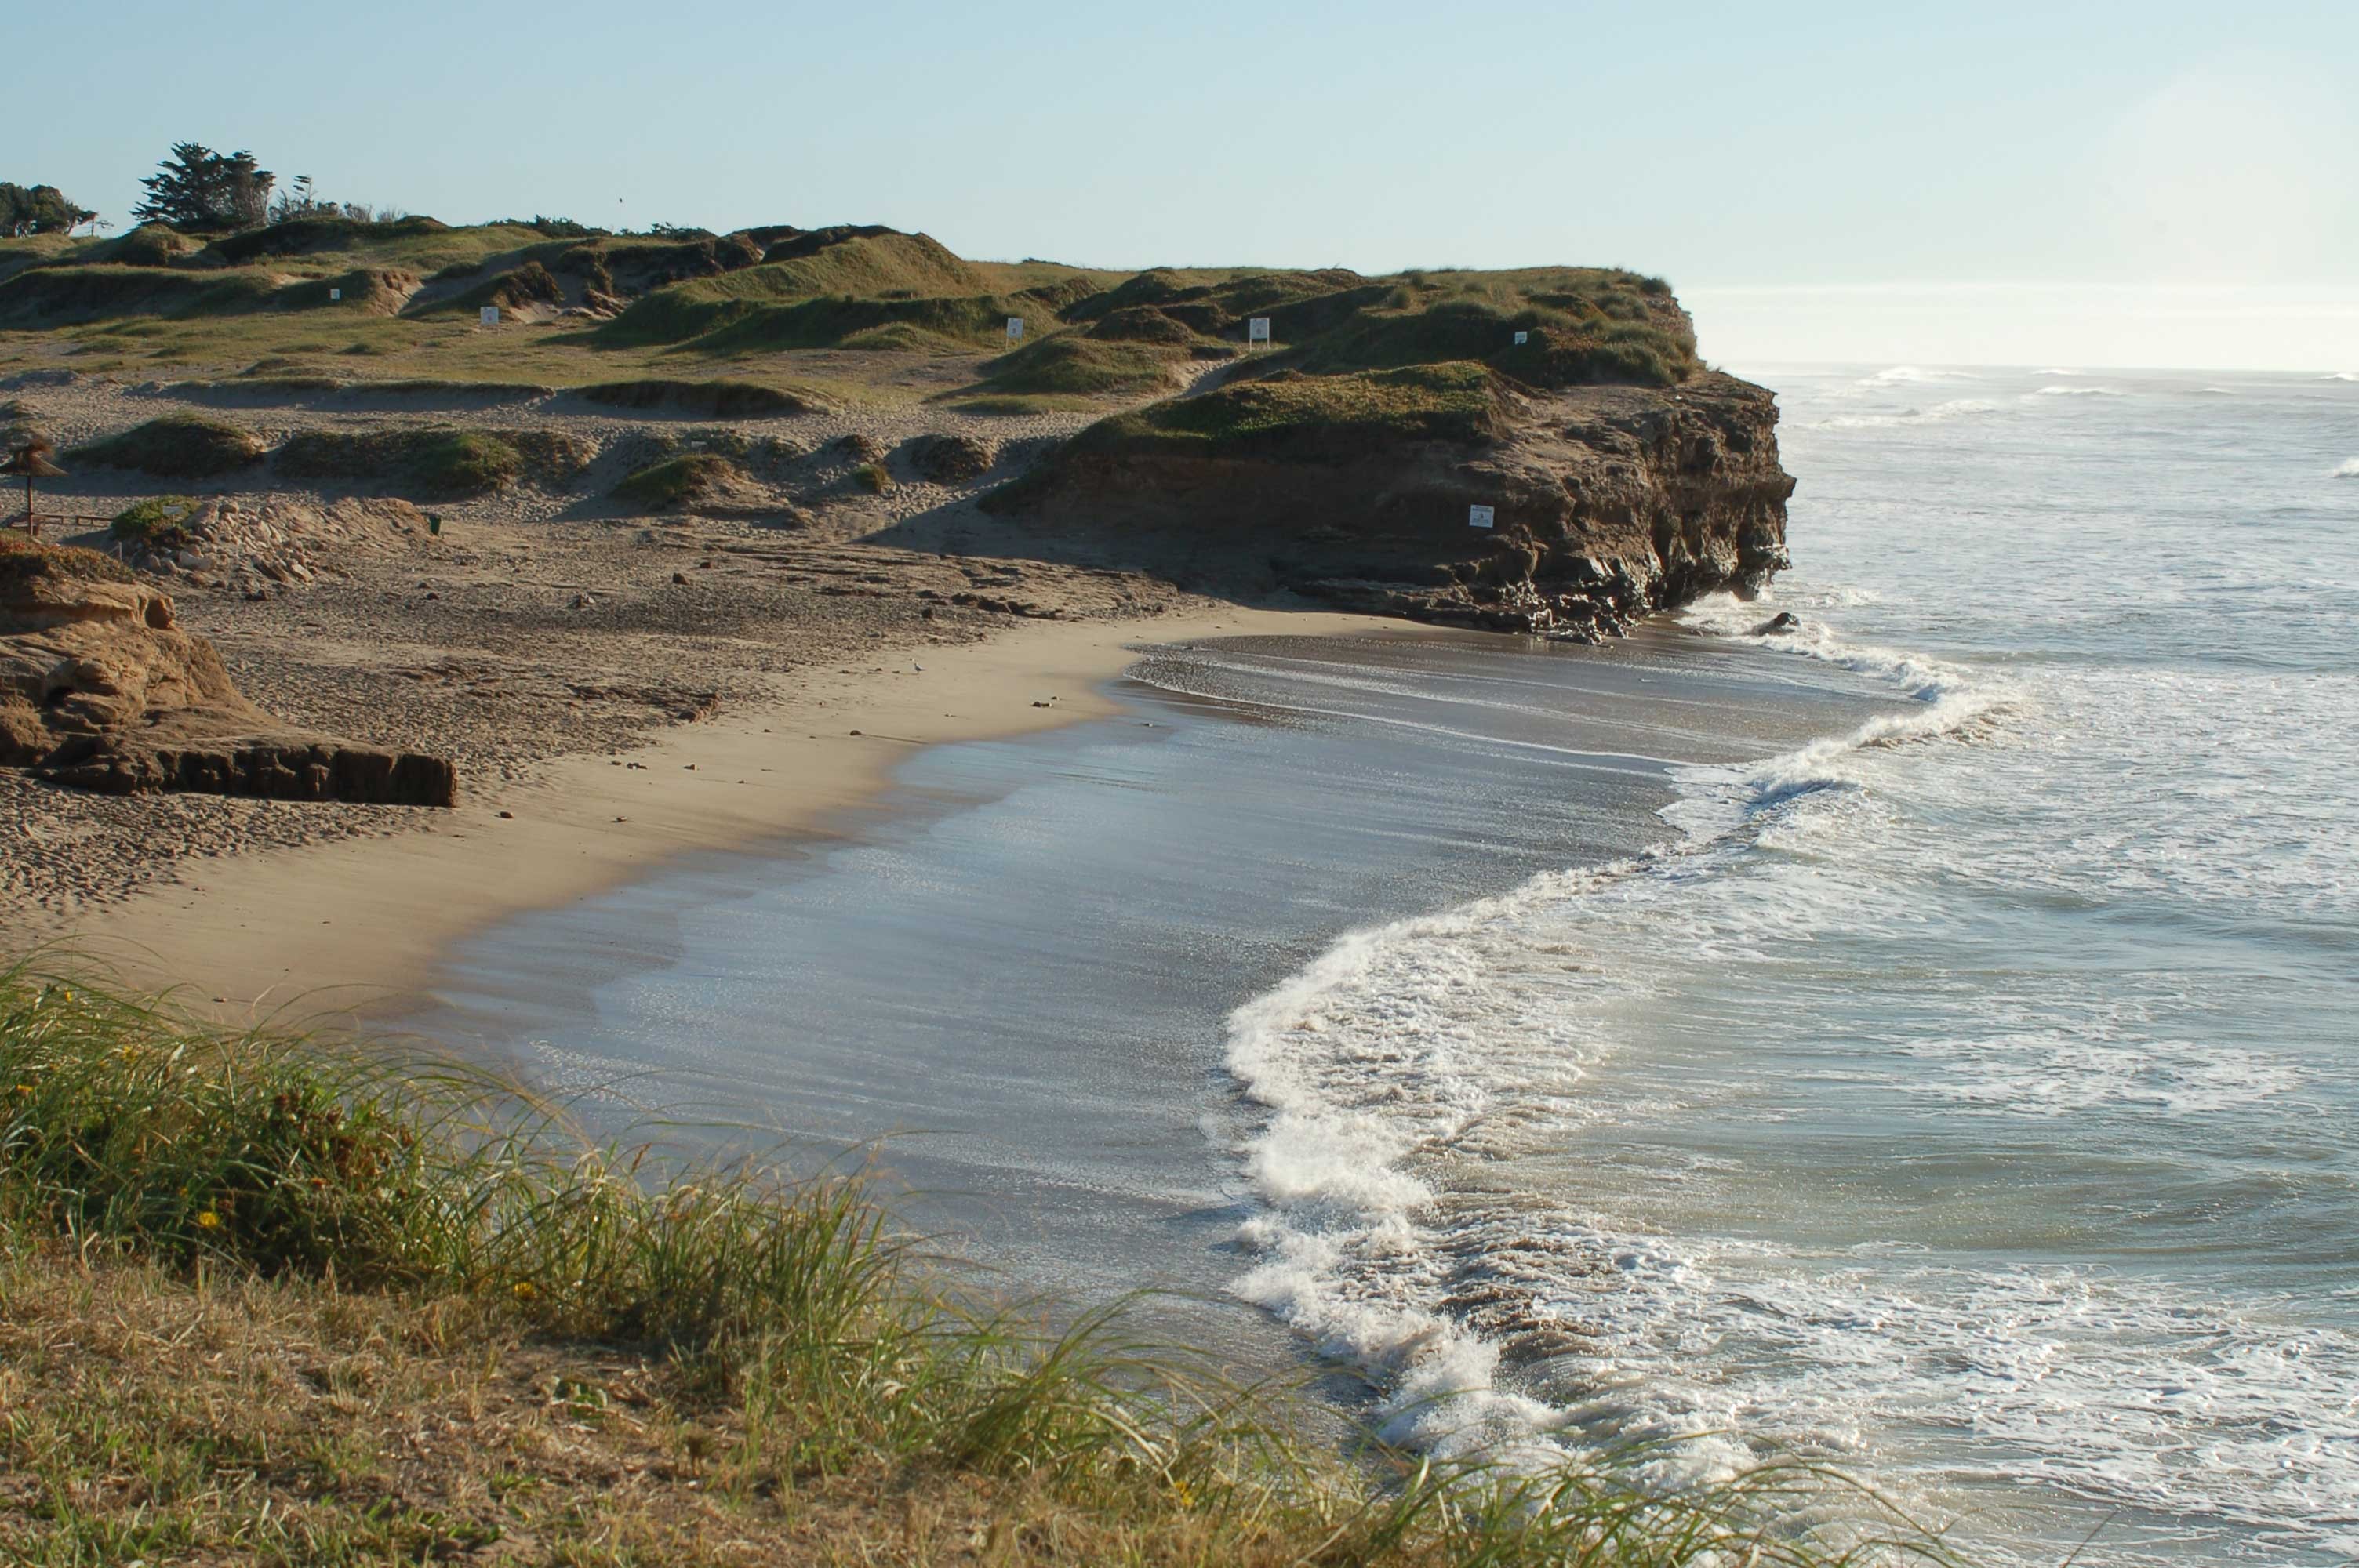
top-left (132, 143), bottom-right (402, 230)
top-left (0, 183), bottom-right (96, 238)
top-left (2, 143), bottom-right (407, 241)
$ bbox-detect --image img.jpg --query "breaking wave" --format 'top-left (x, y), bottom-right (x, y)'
top-left (1221, 597), bottom-right (2012, 1479)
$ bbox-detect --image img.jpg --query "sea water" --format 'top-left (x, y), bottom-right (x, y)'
top-left (416, 364), bottom-right (2359, 1565)
top-left (1219, 365), bottom-right (2359, 1563)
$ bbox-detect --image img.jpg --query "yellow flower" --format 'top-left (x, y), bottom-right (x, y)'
top-left (512, 1280), bottom-right (537, 1302)
top-left (12, 1084), bottom-right (31, 1097)
top-left (195, 1210), bottom-right (222, 1231)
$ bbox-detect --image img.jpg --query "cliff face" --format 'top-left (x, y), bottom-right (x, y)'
top-left (983, 368), bottom-right (1793, 640)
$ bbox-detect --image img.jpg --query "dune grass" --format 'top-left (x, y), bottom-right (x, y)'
top-left (274, 427), bottom-right (590, 499)
top-left (613, 452), bottom-right (750, 510)
top-left (575, 378), bottom-right (813, 419)
top-left (0, 964), bottom-right (1961, 1566)
top-left (67, 412), bottom-right (267, 478)
top-left (1080, 363), bottom-right (1501, 459)
top-left (959, 336), bottom-right (1187, 398)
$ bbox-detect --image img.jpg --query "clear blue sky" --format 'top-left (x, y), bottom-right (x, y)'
top-left (22, 0), bottom-right (2359, 368)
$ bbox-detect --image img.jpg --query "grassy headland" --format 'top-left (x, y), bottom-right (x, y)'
top-left (0, 216), bottom-right (1696, 428)
top-left (0, 965), bottom-right (1946, 1565)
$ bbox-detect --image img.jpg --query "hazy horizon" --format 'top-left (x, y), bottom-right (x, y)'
top-left (22, 0), bottom-right (2358, 371)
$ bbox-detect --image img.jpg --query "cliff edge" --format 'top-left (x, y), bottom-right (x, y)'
top-left (981, 274), bottom-right (1791, 638)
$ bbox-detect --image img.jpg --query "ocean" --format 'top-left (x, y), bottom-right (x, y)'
top-left (415, 363), bottom-right (2359, 1565)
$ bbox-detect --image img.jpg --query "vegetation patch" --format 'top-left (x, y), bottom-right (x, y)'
top-left (92, 223), bottom-right (197, 268)
top-left (595, 229), bottom-right (1004, 349)
top-left (962, 336), bottom-right (1185, 398)
top-left (0, 967), bottom-right (1943, 1567)
top-left (430, 259), bottom-right (565, 317)
top-left (274, 427), bottom-right (588, 499)
top-left (612, 452), bottom-right (749, 510)
top-left (68, 413), bottom-right (266, 478)
top-left (852, 460), bottom-right (892, 494)
top-left (0, 535), bottom-right (140, 590)
top-left (1086, 305), bottom-right (1206, 346)
top-left (574, 379), bottom-right (811, 419)
top-left (108, 494), bottom-right (202, 549)
top-left (0, 266), bottom-right (280, 328)
top-left (1078, 362), bottom-right (1500, 459)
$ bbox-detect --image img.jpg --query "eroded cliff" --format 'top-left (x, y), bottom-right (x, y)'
top-left (982, 365), bottom-right (1792, 640)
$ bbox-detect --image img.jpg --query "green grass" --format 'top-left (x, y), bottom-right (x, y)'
top-left (574, 378), bottom-right (812, 418)
top-left (0, 965), bottom-right (1961, 1566)
top-left (612, 452), bottom-right (748, 510)
top-left (1078, 362), bottom-right (1501, 459)
top-left (67, 413), bottom-right (267, 478)
top-left (108, 494), bottom-right (202, 548)
top-left (274, 427), bottom-right (590, 499)
top-left (852, 460), bottom-right (892, 493)
top-left (960, 335), bottom-right (1186, 397)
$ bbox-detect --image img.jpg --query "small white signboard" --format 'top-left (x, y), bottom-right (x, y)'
top-left (1006, 316), bottom-right (1024, 342)
top-left (329, 287), bottom-right (342, 302)
top-left (1248, 316), bottom-right (1271, 344)
top-left (480, 305), bottom-right (500, 327)
top-left (1469, 504), bottom-right (1496, 529)
top-left (1513, 330), bottom-right (1528, 346)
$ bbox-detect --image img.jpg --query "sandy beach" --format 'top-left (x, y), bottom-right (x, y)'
top-left (16, 601), bottom-right (1382, 1015)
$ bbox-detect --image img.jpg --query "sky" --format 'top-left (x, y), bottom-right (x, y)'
top-left (20, 0), bottom-right (2359, 370)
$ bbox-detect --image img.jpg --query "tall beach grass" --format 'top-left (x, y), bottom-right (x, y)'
top-left (0, 961), bottom-right (1961, 1564)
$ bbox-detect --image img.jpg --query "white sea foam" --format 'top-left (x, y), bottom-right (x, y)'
top-left (1805, 397), bottom-right (2001, 431)
top-left (1858, 365), bottom-right (1979, 387)
top-left (2030, 383), bottom-right (2120, 397)
top-left (2335, 457), bottom-right (2359, 477)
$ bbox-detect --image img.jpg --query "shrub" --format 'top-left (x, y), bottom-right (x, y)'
top-left (852, 460), bottom-right (891, 493)
top-left (612, 452), bottom-right (747, 510)
top-left (109, 494), bottom-right (201, 548)
top-left (69, 414), bottom-right (265, 478)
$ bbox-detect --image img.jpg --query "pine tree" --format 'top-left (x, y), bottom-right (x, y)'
top-left (132, 143), bottom-right (275, 230)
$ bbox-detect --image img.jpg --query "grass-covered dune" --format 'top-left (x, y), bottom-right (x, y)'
top-left (0, 965), bottom-right (1945, 1565)
top-left (0, 215), bottom-right (1696, 419)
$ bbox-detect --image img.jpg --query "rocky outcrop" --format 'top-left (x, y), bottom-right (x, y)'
top-left (984, 370), bottom-right (1792, 640)
top-left (2, 545), bottom-right (454, 805)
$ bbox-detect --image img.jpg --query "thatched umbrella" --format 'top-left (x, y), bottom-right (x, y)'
top-left (1, 437), bottom-right (66, 541)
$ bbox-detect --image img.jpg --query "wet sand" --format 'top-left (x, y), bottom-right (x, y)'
top-left (26, 606), bottom-right (1389, 1015)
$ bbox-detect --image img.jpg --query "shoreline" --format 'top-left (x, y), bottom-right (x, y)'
top-left (23, 605), bottom-right (1390, 1020)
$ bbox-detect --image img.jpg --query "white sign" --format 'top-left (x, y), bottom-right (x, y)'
top-left (1248, 316), bottom-right (1271, 343)
top-left (329, 287), bottom-right (342, 302)
top-left (1513, 330), bottom-right (1528, 346)
top-left (479, 305), bottom-right (500, 327)
top-left (1468, 504), bottom-right (1496, 529)
top-left (1006, 316), bottom-right (1024, 342)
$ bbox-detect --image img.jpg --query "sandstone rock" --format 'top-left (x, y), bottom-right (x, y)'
top-left (2, 545), bottom-right (454, 807)
top-left (984, 371), bottom-right (1794, 638)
